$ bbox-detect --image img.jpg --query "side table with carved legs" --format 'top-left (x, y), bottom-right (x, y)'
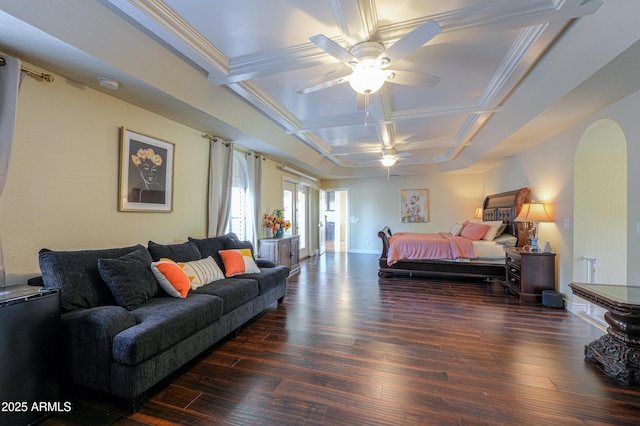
top-left (569, 282), bottom-right (640, 385)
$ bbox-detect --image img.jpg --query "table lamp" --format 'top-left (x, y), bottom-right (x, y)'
top-left (515, 203), bottom-right (552, 251)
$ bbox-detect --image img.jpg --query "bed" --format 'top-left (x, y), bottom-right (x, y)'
top-left (377, 187), bottom-right (531, 279)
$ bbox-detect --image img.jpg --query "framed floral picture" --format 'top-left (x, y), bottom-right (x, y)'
top-left (118, 127), bottom-right (174, 212)
top-left (401, 189), bottom-right (429, 223)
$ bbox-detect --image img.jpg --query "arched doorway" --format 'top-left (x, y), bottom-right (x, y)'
top-left (574, 119), bottom-right (627, 321)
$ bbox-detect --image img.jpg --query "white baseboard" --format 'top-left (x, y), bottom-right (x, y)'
top-left (347, 248), bottom-right (380, 255)
top-left (568, 301), bottom-right (607, 331)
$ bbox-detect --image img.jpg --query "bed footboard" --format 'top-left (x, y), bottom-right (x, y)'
top-left (377, 227), bottom-right (393, 276)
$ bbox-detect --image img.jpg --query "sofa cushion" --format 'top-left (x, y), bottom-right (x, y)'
top-left (224, 237), bottom-right (256, 257)
top-left (39, 244), bottom-right (144, 311)
top-left (147, 240), bottom-right (202, 262)
top-left (218, 249), bottom-right (261, 277)
top-left (191, 278), bottom-right (259, 313)
top-left (151, 260), bottom-right (191, 298)
top-left (112, 294), bottom-right (224, 366)
top-left (98, 247), bottom-right (158, 311)
top-left (238, 266), bottom-right (290, 294)
top-left (188, 234), bottom-right (235, 271)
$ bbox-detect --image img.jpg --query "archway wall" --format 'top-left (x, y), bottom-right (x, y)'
top-left (574, 119), bottom-right (627, 285)
top-left (483, 88), bottom-right (640, 304)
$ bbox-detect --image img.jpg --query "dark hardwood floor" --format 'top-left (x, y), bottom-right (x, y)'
top-left (41, 253), bottom-right (640, 425)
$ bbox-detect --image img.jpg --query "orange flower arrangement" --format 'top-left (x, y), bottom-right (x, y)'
top-left (263, 208), bottom-right (291, 237)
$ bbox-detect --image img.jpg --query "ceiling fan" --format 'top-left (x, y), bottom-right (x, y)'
top-left (379, 148), bottom-right (409, 167)
top-left (298, 20), bottom-right (442, 96)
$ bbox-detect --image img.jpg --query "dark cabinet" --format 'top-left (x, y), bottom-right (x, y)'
top-left (505, 247), bottom-right (556, 303)
top-left (0, 285), bottom-right (61, 425)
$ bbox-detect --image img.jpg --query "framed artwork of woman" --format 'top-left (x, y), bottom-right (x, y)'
top-left (118, 127), bottom-right (174, 212)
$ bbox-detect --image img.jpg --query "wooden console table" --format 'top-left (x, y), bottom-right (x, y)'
top-left (258, 235), bottom-right (300, 275)
top-left (569, 282), bottom-right (640, 384)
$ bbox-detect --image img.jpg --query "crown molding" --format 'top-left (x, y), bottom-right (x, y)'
top-left (108, 0), bottom-right (229, 76)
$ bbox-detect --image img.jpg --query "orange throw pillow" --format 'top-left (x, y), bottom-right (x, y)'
top-left (218, 248), bottom-right (260, 277)
top-left (150, 260), bottom-right (191, 298)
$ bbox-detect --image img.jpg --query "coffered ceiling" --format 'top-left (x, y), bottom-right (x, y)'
top-left (1, 0), bottom-right (638, 179)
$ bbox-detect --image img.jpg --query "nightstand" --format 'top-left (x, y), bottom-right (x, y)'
top-left (504, 247), bottom-right (556, 303)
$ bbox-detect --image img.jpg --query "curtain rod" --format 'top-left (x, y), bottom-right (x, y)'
top-left (202, 133), bottom-right (264, 159)
top-left (0, 57), bottom-right (54, 82)
top-left (202, 133), bottom-right (230, 146)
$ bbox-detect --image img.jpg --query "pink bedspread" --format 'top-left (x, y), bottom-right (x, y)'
top-left (387, 232), bottom-right (476, 265)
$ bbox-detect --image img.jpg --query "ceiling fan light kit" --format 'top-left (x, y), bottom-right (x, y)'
top-left (348, 60), bottom-right (389, 95)
top-left (380, 154), bottom-right (397, 167)
top-left (347, 42), bottom-right (389, 94)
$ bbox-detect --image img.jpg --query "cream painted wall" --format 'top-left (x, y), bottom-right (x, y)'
top-left (0, 70), bottom-right (210, 284)
top-left (484, 134), bottom-right (577, 296)
top-left (0, 73), bottom-right (314, 285)
top-left (323, 173), bottom-right (484, 253)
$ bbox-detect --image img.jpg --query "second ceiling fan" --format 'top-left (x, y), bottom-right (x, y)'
top-left (298, 20), bottom-right (442, 96)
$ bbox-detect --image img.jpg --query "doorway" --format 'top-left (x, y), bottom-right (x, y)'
top-left (574, 118), bottom-right (627, 324)
top-left (323, 189), bottom-right (348, 252)
top-left (284, 180), bottom-right (310, 259)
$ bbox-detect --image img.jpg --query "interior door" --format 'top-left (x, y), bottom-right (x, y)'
top-left (283, 180), bottom-right (310, 259)
top-left (296, 184), bottom-right (309, 259)
top-left (319, 189), bottom-right (326, 256)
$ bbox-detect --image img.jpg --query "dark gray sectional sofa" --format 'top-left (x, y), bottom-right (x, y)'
top-left (37, 233), bottom-right (289, 409)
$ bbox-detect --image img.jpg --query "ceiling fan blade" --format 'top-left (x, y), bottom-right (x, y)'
top-left (378, 20), bottom-right (441, 65)
top-left (387, 70), bottom-right (440, 87)
top-left (310, 34), bottom-right (358, 66)
top-left (297, 74), bottom-right (350, 94)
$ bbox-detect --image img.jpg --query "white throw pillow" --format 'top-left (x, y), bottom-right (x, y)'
top-left (180, 256), bottom-right (225, 290)
top-left (480, 220), bottom-right (504, 241)
top-left (449, 223), bottom-right (463, 236)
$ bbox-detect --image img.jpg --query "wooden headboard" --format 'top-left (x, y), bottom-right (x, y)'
top-left (481, 187), bottom-right (531, 246)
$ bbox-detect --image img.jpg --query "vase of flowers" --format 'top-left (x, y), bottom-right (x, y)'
top-left (263, 208), bottom-right (291, 238)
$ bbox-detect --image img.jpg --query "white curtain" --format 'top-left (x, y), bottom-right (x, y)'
top-left (245, 152), bottom-right (263, 249)
top-left (0, 55), bottom-right (23, 290)
top-left (207, 138), bottom-right (234, 237)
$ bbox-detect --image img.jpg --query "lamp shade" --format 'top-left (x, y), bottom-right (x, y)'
top-left (515, 203), bottom-right (552, 223)
top-left (473, 208), bottom-right (483, 219)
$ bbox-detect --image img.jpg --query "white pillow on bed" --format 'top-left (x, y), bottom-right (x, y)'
top-left (494, 233), bottom-right (517, 246)
top-left (449, 223), bottom-right (463, 236)
top-left (480, 220), bottom-right (504, 241)
top-left (496, 223), bottom-right (508, 237)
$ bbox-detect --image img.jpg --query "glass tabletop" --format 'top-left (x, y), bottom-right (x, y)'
top-left (570, 282), bottom-right (640, 305)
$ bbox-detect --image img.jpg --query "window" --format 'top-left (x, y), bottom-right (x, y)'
top-left (227, 150), bottom-right (254, 241)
